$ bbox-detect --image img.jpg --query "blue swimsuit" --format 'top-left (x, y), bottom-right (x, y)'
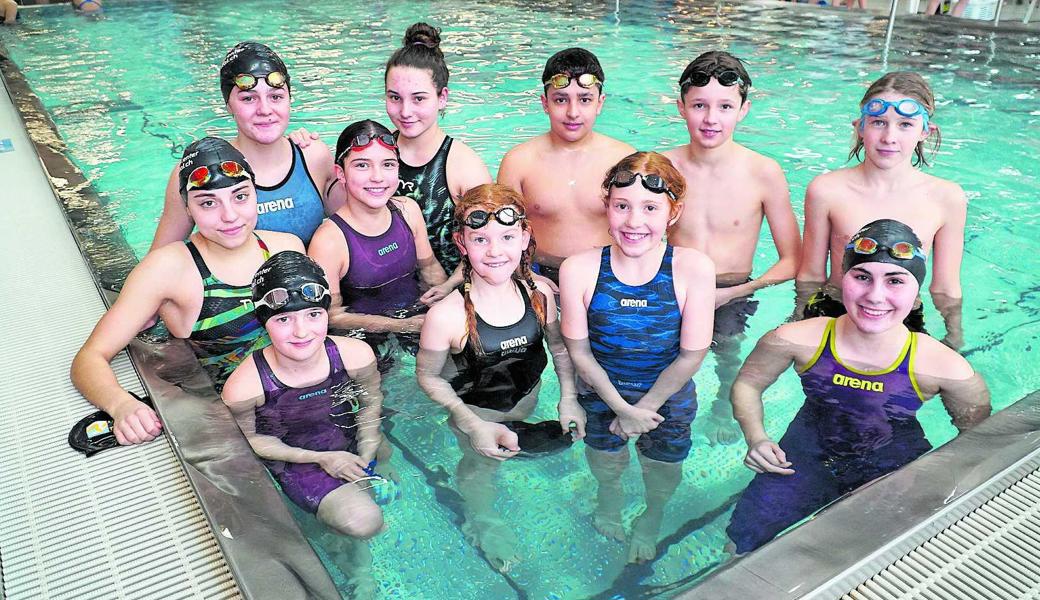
top-left (255, 141), bottom-right (325, 246)
top-left (579, 245), bottom-right (697, 463)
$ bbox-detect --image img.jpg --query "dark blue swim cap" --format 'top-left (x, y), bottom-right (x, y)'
top-left (251, 251), bottom-right (332, 325)
top-left (219, 42), bottom-right (291, 103)
top-left (842, 219), bottom-right (927, 286)
top-left (177, 137), bottom-right (255, 201)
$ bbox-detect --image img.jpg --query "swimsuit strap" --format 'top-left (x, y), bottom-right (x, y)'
top-left (186, 232), bottom-right (269, 281)
top-left (324, 338), bottom-right (345, 373)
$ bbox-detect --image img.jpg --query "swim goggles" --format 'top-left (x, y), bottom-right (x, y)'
top-left (462, 206), bottom-right (525, 229)
top-left (186, 161), bottom-right (249, 191)
top-left (232, 71), bottom-right (288, 92)
top-left (859, 98), bottom-right (929, 131)
top-left (607, 170), bottom-right (678, 202)
top-left (543, 73), bottom-right (602, 90)
top-left (252, 283), bottom-right (331, 311)
top-left (680, 68), bottom-right (746, 91)
top-left (846, 237), bottom-right (926, 261)
top-left (335, 133), bottom-right (398, 162)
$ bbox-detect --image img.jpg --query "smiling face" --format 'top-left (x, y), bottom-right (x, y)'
top-left (455, 209), bottom-right (531, 286)
top-left (226, 80), bottom-right (291, 145)
top-left (186, 180), bottom-right (258, 248)
top-left (677, 78), bottom-right (748, 149)
top-left (385, 66), bottom-right (447, 140)
top-left (540, 80), bottom-right (604, 143)
top-left (336, 143), bottom-right (400, 210)
top-left (855, 91), bottom-right (930, 170)
top-left (841, 262), bottom-right (920, 334)
top-left (605, 180), bottom-right (680, 258)
top-left (264, 307), bottom-right (329, 363)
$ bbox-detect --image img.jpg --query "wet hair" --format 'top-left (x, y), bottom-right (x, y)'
top-left (454, 184), bottom-right (547, 356)
top-left (219, 41), bottom-right (291, 103)
top-left (334, 119), bottom-right (396, 166)
top-left (678, 50), bottom-right (752, 103)
top-left (541, 48), bottom-right (605, 93)
top-left (602, 151), bottom-right (687, 221)
top-left (385, 22), bottom-right (450, 93)
top-left (849, 71), bottom-right (941, 167)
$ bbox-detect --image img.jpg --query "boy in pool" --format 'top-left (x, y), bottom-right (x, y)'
top-left (662, 51), bottom-right (801, 445)
top-left (560, 152), bottom-right (715, 563)
top-left (797, 72), bottom-right (966, 348)
top-left (726, 219), bottom-right (990, 554)
top-left (222, 251), bottom-right (385, 593)
top-left (497, 47), bottom-right (635, 286)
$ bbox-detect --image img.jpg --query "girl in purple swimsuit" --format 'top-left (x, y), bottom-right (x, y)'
top-left (309, 120), bottom-right (449, 340)
top-left (726, 219), bottom-right (990, 554)
top-left (222, 251), bottom-right (386, 592)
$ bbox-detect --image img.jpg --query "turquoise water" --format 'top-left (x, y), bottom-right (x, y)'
top-left (3, 0), bottom-right (1040, 597)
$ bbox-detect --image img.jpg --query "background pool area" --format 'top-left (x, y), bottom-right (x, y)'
top-left (2, 0), bottom-right (1039, 597)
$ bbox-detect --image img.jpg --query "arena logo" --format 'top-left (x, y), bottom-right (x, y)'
top-left (257, 197), bottom-right (294, 214)
top-left (378, 242), bottom-right (400, 256)
top-left (298, 388), bottom-right (329, 401)
top-left (500, 336), bottom-right (528, 351)
top-left (620, 298), bottom-right (648, 308)
top-left (832, 373), bottom-right (884, 392)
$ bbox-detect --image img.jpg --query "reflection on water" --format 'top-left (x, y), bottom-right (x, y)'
top-left (2, 0), bottom-right (1039, 597)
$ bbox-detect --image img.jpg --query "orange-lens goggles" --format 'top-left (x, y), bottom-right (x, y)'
top-left (544, 72), bottom-right (601, 89)
top-left (847, 237), bottom-right (922, 260)
top-left (232, 71), bottom-right (287, 91)
top-left (186, 161), bottom-right (248, 191)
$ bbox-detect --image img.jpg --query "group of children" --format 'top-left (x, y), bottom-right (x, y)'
top-left (71, 21), bottom-right (991, 578)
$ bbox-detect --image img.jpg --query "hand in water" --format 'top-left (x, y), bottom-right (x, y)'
top-left (744, 439), bottom-right (795, 475)
top-left (318, 451), bottom-right (370, 482)
top-left (468, 421), bottom-right (519, 461)
top-left (558, 400), bottom-right (587, 440)
top-left (611, 406), bottom-right (664, 439)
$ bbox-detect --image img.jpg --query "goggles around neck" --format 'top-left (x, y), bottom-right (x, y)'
top-left (608, 170), bottom-right (678, 202)
top-left (680, 68), bottom-right (746, 91)
top-left (846, 237), bottom-right (926, 261)
top-left (186, 161), bottom-right (249, 191)
top-left (462, 206), bottom-right (525, 230)
top-left (232, 71), bottom-right (288, 92)
top-left (859, 98), bottom-right (930, 132)
top-left (544, 72), bottom-right (602, 90)
top-left (336, 133), bottom-right (397, 163)
top-left (252, 283), bottom-right (331, 312)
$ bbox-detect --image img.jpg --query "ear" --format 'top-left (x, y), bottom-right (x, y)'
top-left (438, 86), bottom-right (449, 111)
top-left (595, 92), bottom-right (605, 116)
top-left (737, 98), bottom-right (751, 122)
top-left (334, 164), bottom-right (347, 186)
top-left (521, 228), bottom-right (532, 251)
top-left (540, 93), bottom-right (549, 114)
top-left (669, 201), bottom-right (685, 226)
top-left (453, 230), bottom-right (467, 255)
top-left (922, 122), bottom-right (937, 140)
top-left (676, 96), bottom-right (686, 119)
top-left (852, 118), bottom-right (863, 134)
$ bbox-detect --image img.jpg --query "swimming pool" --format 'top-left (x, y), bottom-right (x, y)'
top-left (3, 0), bottom-right (1039, 597)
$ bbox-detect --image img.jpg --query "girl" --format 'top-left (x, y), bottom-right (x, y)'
top-left (72, 137), bottom-right (303, 445)
top-left (728, 219), bottom-right (990, 554)
top-left (385, 22), bottom-right (492, 276)
top-left (797, 72), bottom-right (966, 347)
top-left (152, 42), bottom-right (341, 249)
top-left (307, 120), bottom-right (448, 337)
top-left (416, 183), bottom-right (577, 572)
top-left (559, 151), bottom-right (716, 564)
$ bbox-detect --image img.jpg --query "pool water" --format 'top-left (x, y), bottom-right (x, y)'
top-left (3, 0), bottom-right (1040, 597)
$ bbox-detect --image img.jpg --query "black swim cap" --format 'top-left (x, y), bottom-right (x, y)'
top-left (177, 137), bottom-right (255, 201)
top-left (219, 41), bottom-right (291, 103)
top-left (251, 251), bottom-right (332, 325)
top-left (842, 219), bottom-right (927, 286)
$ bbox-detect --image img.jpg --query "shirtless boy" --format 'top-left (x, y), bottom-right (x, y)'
top-left (497, 47), bottom-right (634, 284)
top-left (662, 51), bottom-right (801, 442)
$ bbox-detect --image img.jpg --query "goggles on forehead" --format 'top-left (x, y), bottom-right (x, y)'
top-left (252, 283), bottom-right (331, 311)
top-left (462, 206), bottom-right (525, 230)
top-left (544, 72), bottom-right (602, 90)
top-left (859, 98), bottom-right (930, 131)
top-left (336, 133), bottom-right (398, 163)
top-left (608, 170), bottom-right (678, 202)
top-left (680, 68), bottom-right (746, 91)
top-left (186, 161), bottom-right (249, 191)
top-left (846, 237), bottom-right (926, 261)
top-left (232, 71), bottom-right (288, 92)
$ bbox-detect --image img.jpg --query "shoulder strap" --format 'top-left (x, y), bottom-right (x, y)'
top-left (184, 240), bottom-right (212, 280)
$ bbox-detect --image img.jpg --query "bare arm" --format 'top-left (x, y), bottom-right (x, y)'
top-left (339, 340), bottom-right (383, 463)
top-left (446, 140), bottom-right (492, 200)
top-left (731, 329), bottom-right (799, 474)
top-left (150, 166), bottom-right (194, 251)
top-left (796, 177), bottom-right (831, 284)
top-left (929, 187), bottom-right (966, 298)
top-left (401, 197), bottom-right (449, 288)
top-left (495, 146), bottom-right (525, 194)
top-left (302, 139), bottom-right (346, 216)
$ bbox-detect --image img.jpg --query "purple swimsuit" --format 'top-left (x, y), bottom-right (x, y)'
top-left (253, 339), bottom-right (360, 513)
top-left (331, 202), bottom-right (420, 316)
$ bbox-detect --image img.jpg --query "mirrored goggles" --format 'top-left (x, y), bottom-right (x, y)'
top-left (232, 71), bottom-right (288, 91)
top-left (859, 98), bottom-right (929, 131)
top-left (680, 69), bottom-right (745, 90)
top-left (544, 72), bottom-right (602, 90)
top-left (846, 237), bottom-right (926, 261)
top-left (608, 170), bottom-right (678, 202)
top-left (252, 283), bottom-right (331, 311)
top-left (336, 133), bottom-right (397, 162)
top-left (463, 205), bottom-right (525, 229)
top-left (186, 161), bottom-right (249, 191)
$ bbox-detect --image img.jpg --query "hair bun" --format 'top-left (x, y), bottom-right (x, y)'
top-left (403, 22), bottom-right (442, 53)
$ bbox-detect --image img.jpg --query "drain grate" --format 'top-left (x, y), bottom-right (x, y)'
top-left (842, 467), bottom-right (1040, 600)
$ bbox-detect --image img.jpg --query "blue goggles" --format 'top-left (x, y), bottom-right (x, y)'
top-left (859, 98), bottom-right (929, 132)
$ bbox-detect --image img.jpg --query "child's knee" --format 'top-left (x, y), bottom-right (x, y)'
top-left (327, 503), bottom-right (384, 540)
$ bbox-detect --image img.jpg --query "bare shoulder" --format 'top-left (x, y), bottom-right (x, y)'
top-left (448, 138), bottom-right (485, 164)
top-left (427, 289), bottom-right (465, 318)
top-left (744, 146), bottom-right (786, 181)
top-left (561, 247), bottom-right (603, 274)
top-left (329, 335), bottom-right (378, 369)
top-left (257, 230), bottom-right (305, 253)
top-left (222, 354), bottom-right (263, 405)
top-left (914, 333), bottom-right (975, 380)
top-left (773, 316), bottom-right (829, 347)
top-left (300, 137), bottom-right (333, 163)
top-left (596, 132), bottom-right (636, 157)
top-left (923, 173), bottom-right (967, 207)
top-left (310, 217), bottom-right (341, 243)
top-left (141, 239), bottom-right (194, 275)
top-left (501, 136), bottom-right (543, 164)
top-left (392, 195), bottom-right (425, 224)
top-left (805, 168), bottom-right (850, 204)
top-left (672, 246), bottom-right (715, 277)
